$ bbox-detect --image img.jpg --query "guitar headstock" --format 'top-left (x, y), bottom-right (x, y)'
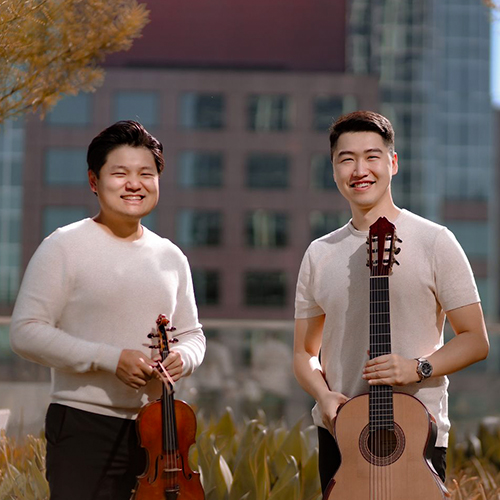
top-left (367, 217), bottom-right (401, 277)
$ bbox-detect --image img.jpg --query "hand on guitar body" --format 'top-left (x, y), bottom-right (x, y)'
top-left (317, 390), bottom-right (349, 435)
top-left (362, 353), bottom-right (420, 386)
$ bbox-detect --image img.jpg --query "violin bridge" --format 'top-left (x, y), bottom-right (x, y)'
top-left (163, 467), bottom-right (183, 473)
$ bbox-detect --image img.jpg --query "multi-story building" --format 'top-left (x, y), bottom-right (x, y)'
top-left (20, 68), bottom-right (378, 322)
top-left (5, 0), bottom-right (382, 323)
top-left (1, 0), bottom-right (498, 431)
top-left (347, 0), bottom-right (496, 317)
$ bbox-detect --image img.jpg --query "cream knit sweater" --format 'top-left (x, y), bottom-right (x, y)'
top-left (10, 219), bottom-right (205, 419)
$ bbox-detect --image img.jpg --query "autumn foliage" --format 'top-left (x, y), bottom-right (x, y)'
top-left (0, 0), bottom-right (149, 123)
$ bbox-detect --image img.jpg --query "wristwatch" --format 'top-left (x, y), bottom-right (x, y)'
top-left (415, 358), bottom-right (433, 383)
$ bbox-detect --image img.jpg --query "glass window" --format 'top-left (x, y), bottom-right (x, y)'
top-left (247, 95), bottom-right (291, 131)
top-left (246, 153), bottom-right (289, 189)
top-left (310, 211), bottom-right (350, 240)
top-left (446, 221), bottom-right (488, 258)
top-left (192, 269), bottom-right (220, 306)
top-left (310, 154), bottom-right (335, 189)
top-left (246, 210), bottom-right (288, 248)
top-left (313, 95), bottom-right (357, 131)
top-left (176, 210), bottom-right (222, 247)
top-left (177, 151), bottom-right (223, 188)
top-left (180, 93), bottom-right (225, 130)
top-left (43, 206), bottom-right (89, 237)
top-left (46, 93), bottom-right (92, 126)
top-left (245, 271), bottom-right (287, 307)
top-left (113, 91), bottom-right (160, 128)
top-left (44, 148), bottom-right (88, 185)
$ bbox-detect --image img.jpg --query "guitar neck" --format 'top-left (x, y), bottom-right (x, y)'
top-left (369, 274), bottom-right (394, 432)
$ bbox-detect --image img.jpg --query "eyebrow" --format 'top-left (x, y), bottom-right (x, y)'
top-left (337, 148), bottom-right (383, 157)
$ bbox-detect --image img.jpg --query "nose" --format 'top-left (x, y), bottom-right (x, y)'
top-left (353, 159), bottom-right (368, 177)
top-left (125, 175), bottom-right (141, 190)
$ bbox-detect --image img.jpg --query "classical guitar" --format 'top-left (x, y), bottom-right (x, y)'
top-left (325, 217), bottom-right (449, 499)
top-left (132, 314), bottom-right (204, 500)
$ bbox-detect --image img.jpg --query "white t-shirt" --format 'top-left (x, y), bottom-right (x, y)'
top-left (10, 218), bottom-right (206, 420)
top-left (295, 209), bottom-right (480, 446)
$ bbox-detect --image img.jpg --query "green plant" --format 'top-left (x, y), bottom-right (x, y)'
top-left (2, 412), bottom-right (500, 500)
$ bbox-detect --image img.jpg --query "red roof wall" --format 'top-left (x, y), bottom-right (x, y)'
top-left (106, 0), bottom-right (346, 71)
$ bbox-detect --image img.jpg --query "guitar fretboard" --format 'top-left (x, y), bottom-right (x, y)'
top-left (369, 274), bottom-right (394, 432)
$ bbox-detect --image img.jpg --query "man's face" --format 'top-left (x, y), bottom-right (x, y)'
top-left (332, 131), bottom-right (398, 214)
top-left (88, 145), bottom-right (159, 224)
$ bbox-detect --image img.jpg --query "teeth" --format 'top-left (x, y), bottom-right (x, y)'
top-left (123, 196), bottom-right (143, 200)
top-left (353, 182), bottom-right (372, 188)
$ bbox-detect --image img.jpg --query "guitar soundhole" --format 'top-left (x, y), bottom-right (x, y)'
top-left (359, 423), bottom-right (405, 466)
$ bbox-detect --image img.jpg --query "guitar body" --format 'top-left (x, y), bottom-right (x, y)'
top-left (325, 393), bottom-right (449, 499)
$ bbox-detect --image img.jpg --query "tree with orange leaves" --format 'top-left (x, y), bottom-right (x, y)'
top-left (0, 0), bottom-right (149, 123)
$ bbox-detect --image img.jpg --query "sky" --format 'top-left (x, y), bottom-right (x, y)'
top-left (491, 14), bottom-right (500, 107)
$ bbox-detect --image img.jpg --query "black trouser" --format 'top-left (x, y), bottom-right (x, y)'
top-left (317, 426), bottom-right (447, 494)
top-left (45, 404), bottom-right (146, 500)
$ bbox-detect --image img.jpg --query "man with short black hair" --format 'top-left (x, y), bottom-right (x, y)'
top-left (10, 120), bottom-right (206, 499)
top-left (293, 110), bottom-right (489, 493)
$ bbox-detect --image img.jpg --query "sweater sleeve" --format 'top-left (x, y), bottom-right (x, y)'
top-left (169, 255), bottom-right (206, 377)
top-left (9, 237), bottom-right (122, 374)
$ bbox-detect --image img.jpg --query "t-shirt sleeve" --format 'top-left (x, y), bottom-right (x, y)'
top-left (294, 246), bottom-right (325, 319)
top-left (434, 227), bottom-right (480, 312)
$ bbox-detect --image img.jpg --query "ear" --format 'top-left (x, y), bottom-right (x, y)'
top-left (391, 152), bottom-right (399, 176)
top-left (88, 170), bottom-right (98, 195)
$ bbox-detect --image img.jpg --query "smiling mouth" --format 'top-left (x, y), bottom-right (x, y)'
top-left (350, 181), bottom-right (374, 188)
top-left (121, 195), bottom-right (145, 200)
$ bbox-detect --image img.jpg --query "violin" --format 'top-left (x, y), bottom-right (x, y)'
top-left (131, 314), bottom-right (205, 500)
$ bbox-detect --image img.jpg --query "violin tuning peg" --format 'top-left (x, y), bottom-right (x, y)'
top-left (147, 333), bottom-right (159, 338)
top-left (169, 338), bottom-right (179, 344)
top-left (149, 344), bottom-right (160, 349)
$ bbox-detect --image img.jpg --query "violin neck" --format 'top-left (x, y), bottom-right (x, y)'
top-left (161, 349), bottom-right (179, 453)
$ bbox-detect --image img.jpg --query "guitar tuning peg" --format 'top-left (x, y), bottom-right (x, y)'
top-left (397, 238), bottom-right (402, 243)
top-left (395, 247), bottom-right (401, 255)
top-left (394, 260), bottom-right (400, 266)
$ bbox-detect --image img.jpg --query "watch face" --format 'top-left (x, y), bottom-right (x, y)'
top-left (421, 361), bottom-right (432, 378)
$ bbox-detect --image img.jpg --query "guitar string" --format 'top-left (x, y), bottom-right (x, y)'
top-left (370, 233), bottom-right (394, 499)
